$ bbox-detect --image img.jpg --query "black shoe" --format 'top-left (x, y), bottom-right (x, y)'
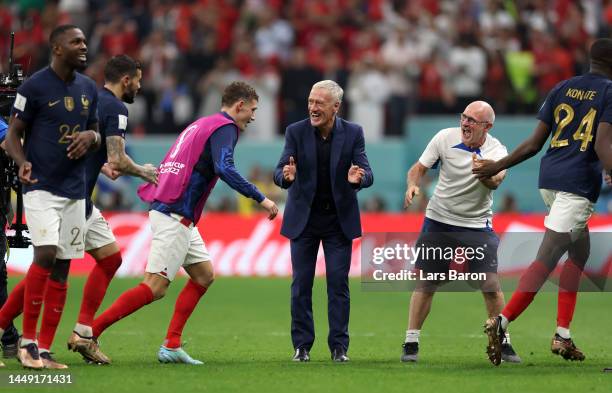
top-left (501, 342), bottom-right (521, 363)
top-left (401, 342), bottom-right (419, 362)
top-left (331, 347), bottom-right (349, 362)
top-left (2, 341), bottom-right (19, 359)
top-left (292, 348), bottom-right (310, 362)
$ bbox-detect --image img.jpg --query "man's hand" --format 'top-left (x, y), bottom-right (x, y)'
top-left (605, 172), bottom-right (612, 186)
top-left (404, 185), bottom-right (420, 208)
top-left (283, 156), bottom-right (296, 182)
top-left (141, 163), bottom-right (159, 185)
top-left (18, 161), bottom-right (37, 185)
top-left (260, 198), bottom-right (279, 220)
top-left (67, 130), bottom-right (98, 159)
top-left (348, 164), bottom-right (365, 185)
top-left (472, 154), bottom-right (502, 180)
top-left (101, 163), bottom-right (121, 180)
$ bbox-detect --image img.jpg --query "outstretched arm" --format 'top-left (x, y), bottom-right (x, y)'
top-left (210, 127), bottom-right (278, 219)
top-left (595, 122), bottom-right (612, 171)
top-left (472, 153), bottom-right (507, 190)
top-left (107, 135), bottom-right (158, 184)
top-left (473, 121), bottom-right (550, 179)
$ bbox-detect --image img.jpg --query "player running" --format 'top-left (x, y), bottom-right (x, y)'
top-left (474, 38), bottom-right (612, 365)
top-left (66, 54), bottom-right (158, 364)
top-left (72, 81), bottom-right (279, 365)
top-left (0, 54), bottom-right (157, 368)
top-left (0, 25), bottom-right (100, 369)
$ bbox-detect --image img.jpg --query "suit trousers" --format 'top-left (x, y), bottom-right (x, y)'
top-left (290, 208), bottom-right (352, 352)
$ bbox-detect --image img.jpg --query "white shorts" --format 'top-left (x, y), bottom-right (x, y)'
top-left (145, 210), bottom-right (211, 281)
top-left (24, 190), bottom-right (86, 259)
top-left (84, 205), bottom-right (116, 251)
top-left (540, 189), bottom-right (594, 233)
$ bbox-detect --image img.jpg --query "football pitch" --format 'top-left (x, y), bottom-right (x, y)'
top-left (1, 276), bottom-right (612, 393)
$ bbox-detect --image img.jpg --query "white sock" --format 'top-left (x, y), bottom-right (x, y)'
top-left (20, 338), bottom-right (36, 347)
top-left (39, 348), bottom-right (49, 354)
top-left (503, 331), bottom-right (511, 345)
top-left (500, 314), bottom-right (509, 331)
top-left (74, 323), bottom-right (93, 338)
top-left (405, 329), bottom-right (420, 343)
top-left (556, 326), bottom-right (571, 339)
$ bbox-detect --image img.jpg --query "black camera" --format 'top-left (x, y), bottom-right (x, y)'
top-left (0, 32), bottom-right (29, 249)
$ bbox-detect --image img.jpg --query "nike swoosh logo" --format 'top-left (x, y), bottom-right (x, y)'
top-left (48, 100), bottom-right (60, 107)
top-left (32, 300), bottom-right (42, 305)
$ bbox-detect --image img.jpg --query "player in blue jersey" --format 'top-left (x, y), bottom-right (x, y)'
top-left (65, 55), bottom-right (158, 364)
top-left (0, 25), bottom-right (101, 369)
top-left (71, 81), bottom-right (278, 365)
top-left (473, 38), bottom-right (612, 365)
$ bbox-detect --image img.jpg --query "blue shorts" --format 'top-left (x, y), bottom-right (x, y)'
top-left (414, 217), bottom-right (499, 274)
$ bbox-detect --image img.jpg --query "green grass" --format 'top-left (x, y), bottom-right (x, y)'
top-left (1, 277), bottom-right (612, 392)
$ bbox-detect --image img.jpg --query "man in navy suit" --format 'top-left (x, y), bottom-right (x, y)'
top-left (274, 80), bottom-right (373, 362)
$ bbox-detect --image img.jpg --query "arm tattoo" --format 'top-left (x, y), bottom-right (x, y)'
top-left (106, 135), bottom-right (140, 176)
top-left (106, 136), bottom-right (125, 163)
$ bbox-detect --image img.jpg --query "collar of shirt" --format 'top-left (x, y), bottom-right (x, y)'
top-left (220, 111), bottom-right (235, 122)
top-left (314, 124), bottom-right (335, 141)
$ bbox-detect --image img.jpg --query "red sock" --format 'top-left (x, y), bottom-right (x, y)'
top-left (557, 259), bottom-right (583, 328)
top-left (92, 283), bottom-right (153, 337)
top-left (22, 264), bottom-right (51, 340)
top-left (78, 252), bottom-right (122, 326)
top-left (164, 280), bottom-right (208, 349)
top-left (0, 279), bottom-right (25, 330)
top-left (38, 279), bottom-right (68, 350)
top-left (502, 261), bottom-right (552, 321)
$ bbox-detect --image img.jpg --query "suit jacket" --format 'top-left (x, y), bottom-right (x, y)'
top-left (274, 117), bottom-right (373, 240)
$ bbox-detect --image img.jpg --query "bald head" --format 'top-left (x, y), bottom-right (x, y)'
top-left (464, 101), bottom-right (495, 124)
top-left (460, 100), bottom-right (495, 148)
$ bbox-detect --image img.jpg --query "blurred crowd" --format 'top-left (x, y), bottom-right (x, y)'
top-left (2, 0), bottom-right (611, 141)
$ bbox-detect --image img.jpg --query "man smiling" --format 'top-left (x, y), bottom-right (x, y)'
top-left (1, 24), bottom-right (100, 369)
top-left (401, 101), bottom-right (520, 364)
top-left (274, 80), bottom-right (373, 362)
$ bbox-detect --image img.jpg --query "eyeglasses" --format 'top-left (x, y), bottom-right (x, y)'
top-left (460, 113), bottom-right (490, 126)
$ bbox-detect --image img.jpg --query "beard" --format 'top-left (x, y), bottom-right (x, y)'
top-left (74, 61), bottom-right (88, 72)
top-left (122, 91), bottom-right (136, 104)
top-left (72, 55), bottom-right (88, 72)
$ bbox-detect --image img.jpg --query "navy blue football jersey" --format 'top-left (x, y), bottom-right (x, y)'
top-left (12, 66), bottom-right (98, 199)
top-left (85, 88), bottom-right (127, 216)
top-left (537, 72), bottom-right (612, 202)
